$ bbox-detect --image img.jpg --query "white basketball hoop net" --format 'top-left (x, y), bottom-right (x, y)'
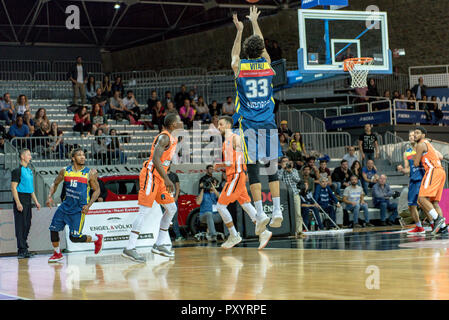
top-left (344, 57), bottom-right (374, 88)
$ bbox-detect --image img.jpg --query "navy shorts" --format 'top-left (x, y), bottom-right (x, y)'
top-left (49, 206), bottom-right (85, 237)
top-left (237, 114), bottom-right (282, 164)
top-left (408, 180), bottom-right (422, 207)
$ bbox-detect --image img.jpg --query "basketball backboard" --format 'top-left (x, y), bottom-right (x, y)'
top-left (297, 9), bottom-right (391, 74)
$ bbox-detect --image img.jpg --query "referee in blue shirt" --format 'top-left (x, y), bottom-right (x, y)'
top-left (11, 149), bottom-right (41, 259)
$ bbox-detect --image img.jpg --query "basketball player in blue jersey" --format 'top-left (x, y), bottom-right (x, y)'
top-left (397, 130), bottom-right (427, 235)
top-left (231, 6), bottom-right (283, 231)
top-left (46, 149), bottom-right (103, 262)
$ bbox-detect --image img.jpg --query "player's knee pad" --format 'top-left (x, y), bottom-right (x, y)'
top-left (216, 203), bottom-right (233, 224)
top-left (50, 231), bottom-right (60, 243)
top-left (247, 163), bottom-right (260, 185)
top-left (69, 234), bottom-right (88, 243)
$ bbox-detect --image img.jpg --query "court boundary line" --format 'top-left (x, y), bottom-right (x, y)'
top-left (0, 291), bottom-right (29, 300)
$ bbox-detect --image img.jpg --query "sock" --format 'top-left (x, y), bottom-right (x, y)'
top-left (429, 209), bottom-right (439, 220)
top-left (156, 229), bottom-right (169, 246)
top-left (91, 234), bottom-right (98, 242)
top-left (273, 197), bottom-right (281, 212)
top-left (229, 226), bottom-right (238, 237)
top-left (54, 247), bottom-right (60, 254)
top-left (241, 202), bottom-right (257, 223)
top-left (416, 221), bottom-right (422, 228)
top-left (127, 232), bottom-right (139, 250)
top-left (255, 200), bottom-right (264, 217)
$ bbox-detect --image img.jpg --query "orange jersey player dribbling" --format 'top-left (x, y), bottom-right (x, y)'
top-left (122, 113), bottom-right (183, 262)
top-left (413, 126), bottom-right (447, 235)
top-left (214, 116), bottom-right (272, 250)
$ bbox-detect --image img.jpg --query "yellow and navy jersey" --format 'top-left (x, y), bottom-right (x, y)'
top-left (405, 147), bottom-right (425, 182)
top-left (60, 165), bottom-right (91, 214)
top-left (235, 57), bottom-right (276, 122)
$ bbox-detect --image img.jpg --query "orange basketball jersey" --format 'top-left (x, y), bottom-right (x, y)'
top-left (222, 132), bottom-right (246, 179)
top-left (421, 140), bottom-right (442, 172)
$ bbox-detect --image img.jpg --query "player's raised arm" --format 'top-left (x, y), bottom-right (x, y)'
top-left (153, 134), bottom-right (175, 193)
top-left (46, 168), bottom-right (65, 207)
top-left (246, 6), bottom-right (270, 64)
top-left (231, 14), bottom-right (243, 77)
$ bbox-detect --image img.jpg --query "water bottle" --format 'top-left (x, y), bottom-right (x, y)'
top-left (311, 218), bottom-right (316, 231)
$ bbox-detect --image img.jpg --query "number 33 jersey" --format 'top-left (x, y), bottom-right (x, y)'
top-left (235, 57), bottom-right (276, 122)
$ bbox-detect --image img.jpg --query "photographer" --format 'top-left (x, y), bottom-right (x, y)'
top-left (196, 177), bottom-right (221, 242)
top-left (372, 174), bottom-right (399, 226)
top-left (199, 165), bottom-right (219, 193)
top-left (278, 157), bottom-right (306, 238)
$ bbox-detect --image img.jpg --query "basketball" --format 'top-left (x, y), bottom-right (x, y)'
top-left (246, 0), bottom-right (259, 3)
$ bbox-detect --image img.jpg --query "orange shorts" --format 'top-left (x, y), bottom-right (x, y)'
top-left (218, 173), bottom-right (251, 206)
top-left (138, 166), bottom-right (174, 207)
top-left (419, 168), bottom-right (446, 202)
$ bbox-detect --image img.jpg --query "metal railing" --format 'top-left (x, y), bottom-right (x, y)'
top-left (383, 131), bottom-right (406, 164)
top-left (0, 60), bottom-right (51, 74)
top-left (0, 71), bottom-right (33, 81)
top-left (52, 60), bottom-right (103, 74)
top-left (302, 132), bottom-right (351, 159)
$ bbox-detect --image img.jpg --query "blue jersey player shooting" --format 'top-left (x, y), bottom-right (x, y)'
top-left (46, 148), bottom-right (104, 262)
top-left (231, 7), bottom-right (284, 230)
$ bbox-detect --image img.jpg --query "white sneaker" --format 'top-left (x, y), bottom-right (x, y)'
top-left (255, 214), bottom-right (270, 235)
top-left (269, 210), bottom-right (283, 228)
top-left (221, 233), bottom-right (242, 249)
top-left (258, 230), bottom-right (272, 250)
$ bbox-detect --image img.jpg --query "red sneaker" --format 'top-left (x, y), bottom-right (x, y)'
top-left (407, 226), bottom-right (426, 236)
top-left (48, 251), bottom-right (63, 263)
top-left (94, 234), bottom-right (103, 254)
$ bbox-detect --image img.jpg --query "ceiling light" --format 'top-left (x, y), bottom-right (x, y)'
top-left (114, 2), bottom-right (121, 9)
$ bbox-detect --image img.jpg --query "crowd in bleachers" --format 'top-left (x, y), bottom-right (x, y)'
top-left (277, 122), bottom-right (400, 236)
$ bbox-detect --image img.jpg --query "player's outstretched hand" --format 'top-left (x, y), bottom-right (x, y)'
top-left (246, 5), bottom-right (260, 23)
top-left (233, 14), bottom-right (243, 31)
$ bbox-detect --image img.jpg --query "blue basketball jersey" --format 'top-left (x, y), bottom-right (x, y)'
top-left (59, 165), bottom-right (91, 214)
top-left (235, 57), bottom-right (276, 122)
top-left (405, 147), bottom-right (425, 182)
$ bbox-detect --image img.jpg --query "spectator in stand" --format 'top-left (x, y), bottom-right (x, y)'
top-left (34, 108), bottom-right (50, 132)
top-left (343, 146), bottom-right (358, 168)
top-left (112, 76), bottom-right (125, 98)
top-left (91, 103), bottom-right (108, 134)
top-left (22, 111), bottom-right (34, 136)
top-left (147, 90), bottom-right (158, 110)
top-left (358, 124), bottom-right (379, 166)
top-left (175, 85), bottom-right (190, 109)
top-left (278, 120), bottom-right (293, 138)
top-left (107, 128), bottom-right (127, 164)
top-left (396, 94), bottom-right (408, 110)
top-left (100, 74), bottom-right (113, 98)
top-left (179, 99), bottom-right (195, 129)
top-left (32, 121), bottom-right (50, 153)
top-left (361, 159), bottom-right (379, 196)
top-left (91, 128), bottom-right (109, 164)
top-left (405, 89), bottom-right (416, 109)
top-left (392, 90), bottom-right (400, 101)
top-left (372, 174), bottom-right (398, 226)
top-left (151, 100), bottom-right (166, 132)
top-left (374, 90), bottom-right (391, 111)
top-left (208, 100), bottom-right (221, 117)
top-left (221, 96), bottom-right (235, 116)
top-left (69, 56), bottom-right (88, 106)
top-left (367, 78), bottom-right (380, 98)
top-left (343, 175), bottom-right (373, 228)
top-left (189, 89), bottom-right (198, 103)
top-left (314, 176), bottom-right (341, 230)
top-left (350, 160), bottom-right (363, 186)
top-left (278, 157), bottom-right (306, 238)
top-left (48, 122), bottom-right (64, 159)
top-left (8, 115), bottom-right (29, 139)
top-left (317, 160), bottom-right (332, 186)
top-left (203, 115), bottom-right (220, 142)
top-left (92, 87), bottom-right (109, 115)
top-left (286, 141), bottom-right (305, 169)
top-left (0, 93), bottom-right (15, 124)
top-left (331, 159), bottom-right (353, 196)
top-left (166, 101), bottom-right (177, 114)
top-left (290, 132), bottom-right (307, 156)
top-left (73, 106), bottom-right (92, 137)
top-left (86, 76), bottom-right (96, 103)
top-left (279, 133), bottom-right (289, 156)
top-left (411, 77), bottom-right (427, 101)
top-left (270, 40), bottom-right (282, 61)
top-left (302, 156), bottom-right (319, 182)
top-left (196, 96), bottom-right (211, 123)
top-left (164, 91), bottom-right (173, 107)
top-left (300, 165), bottom-right (315, 194)
top-left (123, 90), bottom-right (141, 121)
top-left (110, 90), bottom-right (136, 122)
top-left (15, 95), bottom-right (30, 117)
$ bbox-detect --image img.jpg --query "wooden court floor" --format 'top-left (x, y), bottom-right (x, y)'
top-left (1, 228), bottom-right (449, 300)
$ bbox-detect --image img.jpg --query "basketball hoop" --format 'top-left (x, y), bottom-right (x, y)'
top-left (343, 57), bottom-right (374, 88)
